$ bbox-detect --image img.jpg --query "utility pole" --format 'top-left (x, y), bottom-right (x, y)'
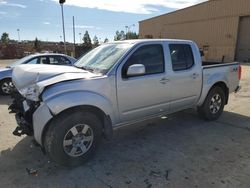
top-left (125, 26), bottom-right (128, 39)
top-left (59, 0), bottom-right (66, 54)
top-left (73, 16), bottom-right (76, 57)
top-left (17, 29), bottom-right (20, 42)
top-left (79, 33), bottom-right (82, 44)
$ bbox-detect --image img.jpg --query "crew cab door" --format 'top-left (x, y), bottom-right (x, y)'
top-left (167, 43), bottom-right (202, 112)
top-left (116, 43), bottom-right (171, 122)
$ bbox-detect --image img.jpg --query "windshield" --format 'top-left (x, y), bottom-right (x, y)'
top-left (9, 55), bottom-right (34, 67)
top-left (74, 43), bottom-right (133, 74)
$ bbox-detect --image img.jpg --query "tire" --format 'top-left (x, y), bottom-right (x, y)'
top-left (44, 110), bottom-right (103, 167)
top-left (0, 78), bottom-right (14, 95)
top-left (197, 86), bottom-right (225, 121)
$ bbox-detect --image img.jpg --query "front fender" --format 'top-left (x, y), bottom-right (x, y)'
top-left (0, 69), bottom-right (12, 80)
top-left (43, 91), bottom-right (118, 124)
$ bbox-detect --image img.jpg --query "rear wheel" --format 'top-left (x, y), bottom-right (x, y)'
top-left (44, 111), bottom-right (102, 166)
top-left (197, 86), bottom-right (225, 121)
top-left (0, 78), bottom-right (14, 95)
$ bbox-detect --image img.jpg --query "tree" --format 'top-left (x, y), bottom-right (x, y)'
top-left (114, 30), bottom-right (126, 41)
top-left (104, 38), bottom-right (109, 43)
top-left (1, 32), bottom-right (9, 44)
top-left (34, 37), bottom-right (41, 52)
top-left (126, 31), bottom-right (139, 40)
top-left (83, 30), bottom-right (92, 46)
top-left (93, 35), bottom-right (99, 46)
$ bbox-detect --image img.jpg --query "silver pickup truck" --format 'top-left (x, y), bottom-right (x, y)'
top-left (9, 39), bottom-right (241, 166)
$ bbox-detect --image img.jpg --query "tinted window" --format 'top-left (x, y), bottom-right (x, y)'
top-left (123, 44), bottom-right (164, 77)
top-left (169, 44), bottom-right (194, 71)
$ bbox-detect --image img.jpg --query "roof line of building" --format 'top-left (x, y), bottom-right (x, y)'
top-left (139, 0), bottom-right (212, 23)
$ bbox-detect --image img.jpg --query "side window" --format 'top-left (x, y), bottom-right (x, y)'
top-left (59, 56), bottom-right (71, 65)
top-left (49, 56), bottom-right (71, 65)
top-left (39, 57), bottom-right (49, 64)
top-left (48, 57), bottom-right (59, 65)
top-left (26, 58), bottom-right (38, 64)
top-left (122, 44), bottom-right (164, 77)
top-left (169, 44), bottom-right (194, 71)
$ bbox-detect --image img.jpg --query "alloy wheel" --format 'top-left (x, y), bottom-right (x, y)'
top-left (209, 94), bottom-right (222, 114)
top-left (1, 81), bottom-right (14, 94)
top-left (63, 124), bottom-right (94, 157)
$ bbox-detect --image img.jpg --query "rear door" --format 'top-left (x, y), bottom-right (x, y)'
top-left (116, 43), bottom-right (171, 122)
top-left (167, 43), bottom-right (202, 112)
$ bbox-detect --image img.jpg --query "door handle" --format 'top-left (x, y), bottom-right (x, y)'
top-left (192, 73), bottom-right (199, 79)
top-left (160, 77), bottom-right (170, 84)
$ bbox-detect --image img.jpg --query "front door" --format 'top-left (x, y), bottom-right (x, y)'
top-left (116, 43), bottom-right (171, 122)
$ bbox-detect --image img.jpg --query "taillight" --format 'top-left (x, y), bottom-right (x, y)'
top-left (238, 65), bottom-right (242, 80)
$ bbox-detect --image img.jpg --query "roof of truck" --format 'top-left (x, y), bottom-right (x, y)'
top-left (110, 39), bottom-right (194, 44)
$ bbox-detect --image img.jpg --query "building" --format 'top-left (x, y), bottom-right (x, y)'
top-left (139, 0), bottom-right (250, 62)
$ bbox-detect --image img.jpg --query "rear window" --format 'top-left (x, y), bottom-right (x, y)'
top-left (169, 44), bottom-right (194, 71)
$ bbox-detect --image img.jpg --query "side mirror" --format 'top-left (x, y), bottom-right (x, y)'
top-left (127, 64), bottom-right (145, 77)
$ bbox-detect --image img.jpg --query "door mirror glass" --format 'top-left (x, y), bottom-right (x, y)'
top-left (127, 64), bottom-right (145, 77)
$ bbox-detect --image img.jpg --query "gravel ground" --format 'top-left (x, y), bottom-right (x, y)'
top-left (0, 61), bottom-right (249, 188)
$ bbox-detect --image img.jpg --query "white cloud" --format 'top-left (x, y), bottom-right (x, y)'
top-left (75, 25), bottom-right (102, 30)
top-left (43, 21), bottom-right (51, 25)
top-left (0, 1), bottom-right (27, 8)
top-left (75, 25), bottom-right (94, 29)
top-left (51, 0), bottom-right (207, 14)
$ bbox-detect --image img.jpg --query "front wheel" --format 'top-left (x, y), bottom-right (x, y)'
top-left (0, 78), bottom-right (14, 95)
top-left (197, 86), bottom-right (225, 121)
top-left (44, 111), bottom-right (102, 166)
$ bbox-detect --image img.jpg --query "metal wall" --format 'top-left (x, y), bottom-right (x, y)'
top-left (139, 0), bottom-right (250, 62)
top-left (236, 16), bottom-right (250, 62)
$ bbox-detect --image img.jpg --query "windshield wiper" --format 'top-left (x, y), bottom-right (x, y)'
top-left (81, 66), bottom-right (95, 73)
top-left (74, 65), bottom-right (94, 72)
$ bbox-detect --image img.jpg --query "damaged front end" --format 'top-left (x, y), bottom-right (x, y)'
top-left (9, 90), bottom-right (40, 137)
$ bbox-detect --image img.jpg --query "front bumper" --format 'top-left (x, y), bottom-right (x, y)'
top-left (9, 91), bottom-right (39, 137)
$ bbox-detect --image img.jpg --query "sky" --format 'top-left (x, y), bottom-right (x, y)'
top-left (0, 0), bottom-right (206, 43)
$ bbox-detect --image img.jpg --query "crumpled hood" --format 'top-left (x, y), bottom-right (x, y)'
top-left (12, 64), bottom-right (99, 92)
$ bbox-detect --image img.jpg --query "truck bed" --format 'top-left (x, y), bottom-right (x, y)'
top-left (202, 61), bottom-right (238, 68)
top-left (200, 61), bottom-right (240, 102)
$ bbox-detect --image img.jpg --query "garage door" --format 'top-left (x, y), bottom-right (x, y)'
top-left (236, 16), bottom-right (250, 62)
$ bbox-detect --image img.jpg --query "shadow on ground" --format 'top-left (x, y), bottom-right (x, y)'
top-left (0, 110), bottom-right (250, 187)
top-left (0, 96), bottom-right (12, 105)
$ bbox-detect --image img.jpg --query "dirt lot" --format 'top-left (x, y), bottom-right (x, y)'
top-left (0, 61), bottom-right (250, 188)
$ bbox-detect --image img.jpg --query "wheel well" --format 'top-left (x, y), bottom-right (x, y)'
top-left (211, 82), bottom-right (229, 104)
top-left (41, 105), bottom-right (112, 147)
top-left (0, 77), bottom-right (12, 82)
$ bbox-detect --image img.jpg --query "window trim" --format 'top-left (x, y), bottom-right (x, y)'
top-left (122, 44), bottom-right (165, 78)
top-left (169, 44), bottom-right (195, 72)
